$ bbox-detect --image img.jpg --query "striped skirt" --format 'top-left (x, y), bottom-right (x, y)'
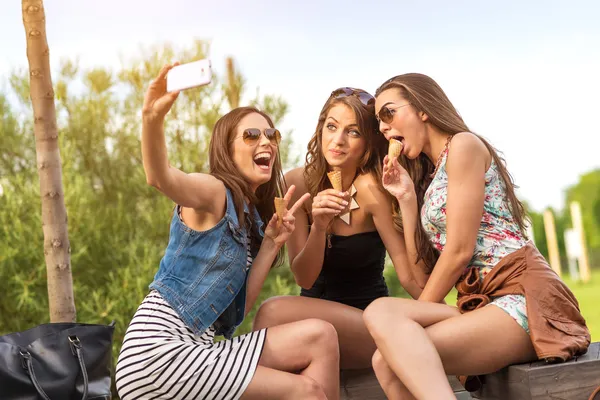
top-left (115, 290), bottom-right (267, 400)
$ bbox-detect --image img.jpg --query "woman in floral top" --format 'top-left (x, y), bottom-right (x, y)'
top-left (361, 73), bottom-right (585, 399)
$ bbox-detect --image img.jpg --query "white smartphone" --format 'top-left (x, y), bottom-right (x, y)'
top-left (166, 59), bottom-right (212, 92)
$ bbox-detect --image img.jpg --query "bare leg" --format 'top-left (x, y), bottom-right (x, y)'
top-left (371, 350), bottom-right (416, 400)
top-left (241, 318), bottom-right (340, 400)
top-left (253, 295), bottom-right (375, 369)
top-left (363, 298), bottom-right (537, 400)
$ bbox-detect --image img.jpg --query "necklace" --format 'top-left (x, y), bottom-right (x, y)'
top-left (429, 135), bottom-right (453, 178)
top-left (337, 183), bottom-right (359, 225)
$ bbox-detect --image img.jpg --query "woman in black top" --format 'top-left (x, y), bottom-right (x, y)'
top-left (253, 88), bottom-right (427, 369)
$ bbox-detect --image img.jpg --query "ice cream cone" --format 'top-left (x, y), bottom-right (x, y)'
top-left (388, 139), bottom-right (403, 168)
top-left (327, 171), bottom-right (343, 192)
top-left (274, 197), bottom-right (287, 226)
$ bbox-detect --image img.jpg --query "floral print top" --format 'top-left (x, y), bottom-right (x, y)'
top-left (421, 145), bottom-right (527, 277)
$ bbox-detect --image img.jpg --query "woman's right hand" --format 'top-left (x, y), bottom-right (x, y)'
top-left (382, 155), bottom-right (416, 203)
top-left (142, 63), bottom-right (181, 123)
top-left (311, 189), bottom-right (348, 231)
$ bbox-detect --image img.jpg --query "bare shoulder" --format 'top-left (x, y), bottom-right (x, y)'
top-left (354, 172), bottom-right (392, 214)
top-left (187, 172), bottom-right (226, 212)
top-left (447, 132), bottom-right (490, 171)
top-left (284, 167), bottom-right (309, 204)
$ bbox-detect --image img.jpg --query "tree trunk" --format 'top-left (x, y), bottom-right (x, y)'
top-left (21, 0), bottom-right (76, 323)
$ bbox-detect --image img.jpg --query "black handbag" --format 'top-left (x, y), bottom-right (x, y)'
top-left (0, 321), bottom-right (115, 400)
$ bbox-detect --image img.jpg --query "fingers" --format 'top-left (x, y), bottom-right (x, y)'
top-left (282, 184), bottom-right (296, 205)
top-left (167, 89), bottom-right (181, 102)
top-left (156, 64), bottom-right (173, 82)
top-left (288, 192), bottom-right (310, 215)
top-left (312, 208), bottom-right (340, 217)
top-left (317, 200), bottom-right (345, 211)
top-left (318, 188), bottom-right (349, 198)
top-left (267, 213), bottom-right (278, 228)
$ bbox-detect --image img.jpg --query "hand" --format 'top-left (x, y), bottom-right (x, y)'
top-left (142, 63), bottom-right (181, 123)
top-left (382, 155), bottom-right (416, 202)
top-left (311, 188), bottom-right (349, 231)
top-left (264, 185), bottom-right (311, 248)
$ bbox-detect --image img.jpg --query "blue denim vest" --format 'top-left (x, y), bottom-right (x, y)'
top-left (149, 187), bottom-right (264, 339)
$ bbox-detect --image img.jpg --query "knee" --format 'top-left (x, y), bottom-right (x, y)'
top-left (253, 296), bottom-right (289, 329)
top-left (302, 318), bottom-right (340, 355)
top-left (371, 349), bottom-right (387, 372)
top-left (296, 376), bottom-right (327, 399)
top-left (363, 297), bottom-right (394, 337)
top-left (363, 297), bottom-right (412, 340)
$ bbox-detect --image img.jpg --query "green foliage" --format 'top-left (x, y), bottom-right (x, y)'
top-left (0, 40), bottom-right (302, 380)
top-left (565, 169), bottom-right (600, 266)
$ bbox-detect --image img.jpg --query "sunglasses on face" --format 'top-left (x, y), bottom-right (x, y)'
top-left (241, 128), bottom-right (281, 146)
top-left (330, 87), bottom-right (375, 107)
top-left (376, 103), bottom-right (412, 124)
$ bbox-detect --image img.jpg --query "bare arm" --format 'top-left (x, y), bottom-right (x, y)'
top-left (382, 156), bottom-right (429, 288)
top-left (245, 185), bottom-right (311, 313)
top-left (141, 63), bottom-right (225, 213)
top-left (418, 133), bottom-right (489, 303)
top-left (285, 168), bottom-right (347, 289)
top-left (361, 176), bottom-right (425, 299)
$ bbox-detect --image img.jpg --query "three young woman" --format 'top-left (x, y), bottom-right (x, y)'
top-left (116, 63), bottom-right (590, 400)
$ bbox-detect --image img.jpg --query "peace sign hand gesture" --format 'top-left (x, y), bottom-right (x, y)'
top-left (264, 185), bottom-right (311, 248)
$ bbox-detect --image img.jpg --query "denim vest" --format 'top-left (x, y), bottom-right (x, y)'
top-left (149, 187), bottom-right (264, 339)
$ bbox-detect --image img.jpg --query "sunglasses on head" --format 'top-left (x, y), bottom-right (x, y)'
top-left (242, 128), bottom-right (281, 146)
top-left (376, 103), bottom-right (412, 124)
top-left (330, 87), bottom-right (375, 107)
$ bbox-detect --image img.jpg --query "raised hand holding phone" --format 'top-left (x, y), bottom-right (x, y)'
top-left (166, 59), bottom-right (212, 92)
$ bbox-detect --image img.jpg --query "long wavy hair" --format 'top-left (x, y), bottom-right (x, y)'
top-left (376, 73), bottom-right (527, 273)
top-left (304, 91), bottom-right (389, 203)
top-left (209, 106), bottom-right (286, 267)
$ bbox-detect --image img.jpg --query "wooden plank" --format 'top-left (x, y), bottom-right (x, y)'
top-left (455, 391), bottom-right (475, 400)
top-left (527, 343), bottom-right (600, 400)
top-left (474, 364), bottom-right (531, 400)
top-left (340, 369), bottom-right (386, 400)
top-left (340, 369), bottom-right (473, 399)
top-left (474, 342), bottom-right (600, 400)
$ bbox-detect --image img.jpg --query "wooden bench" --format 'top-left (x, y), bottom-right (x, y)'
top-left (473, 342), bottom-right (600, 400)
top-left (339, 342), bottom-right (600, 400)
top-left (339, 370), bottom-right (473, 399)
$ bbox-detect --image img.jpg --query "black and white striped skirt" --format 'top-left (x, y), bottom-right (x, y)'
top-left (115, 290), bottom-right (266, 400)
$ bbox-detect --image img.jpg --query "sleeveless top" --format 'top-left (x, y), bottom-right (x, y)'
top-left (421, 144), bottom-right (527, 278)
top-left (300, 230), bottom-right (389, 310)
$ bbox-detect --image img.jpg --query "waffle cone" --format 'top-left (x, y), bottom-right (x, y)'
top-left (327, 171), bottom-right (343, 191)
top-left (388, 139), bottom-right (403, 167)
top-left (274, 197), bottom-right (287, 225)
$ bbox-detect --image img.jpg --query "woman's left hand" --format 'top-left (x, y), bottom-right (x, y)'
top-left (264, 185), bottom-right (311, 248)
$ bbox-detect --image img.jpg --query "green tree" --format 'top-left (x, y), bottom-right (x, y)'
top-left (0, 40), bottom-right (300, 389)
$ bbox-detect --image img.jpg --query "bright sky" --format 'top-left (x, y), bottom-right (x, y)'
top-left (2, 0), bottom-right (599, 211)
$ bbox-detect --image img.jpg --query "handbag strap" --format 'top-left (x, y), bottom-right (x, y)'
top-left (20, 335), bottom-right (89, 400)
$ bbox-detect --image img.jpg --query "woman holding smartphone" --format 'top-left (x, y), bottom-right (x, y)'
top-left (115, 63), bottom-right (340, 400)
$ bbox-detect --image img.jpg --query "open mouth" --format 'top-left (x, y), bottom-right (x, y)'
top-left (391, 136), bottom-right (405, 152)
top-left (391, 136), bottom-right (404, 145)
top-left (253, 152), bottom-right (272, 170)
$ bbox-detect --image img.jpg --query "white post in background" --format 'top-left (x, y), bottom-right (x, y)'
top-left (525, 217), bottom-right (535, 245)
top-left (569, 201), bottom-right (591, 283)
top-left (564, 229), bottom-right (581, 282)
top-left (543, 210), bottom-right (562, 277)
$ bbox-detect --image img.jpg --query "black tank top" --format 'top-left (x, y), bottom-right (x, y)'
top-left (300, 230), bottom-right (388, 310)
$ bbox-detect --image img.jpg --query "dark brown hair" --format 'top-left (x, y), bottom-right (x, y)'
top-left (376, 73), bottom-right (527, 273)
top-left (304, 91), bottom-right (388, 199)
top-left (209, 106), bottom-right (286, 267)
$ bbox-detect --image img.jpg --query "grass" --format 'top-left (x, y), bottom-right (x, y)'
top-left (442, 268), bottom-right (600, 341)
